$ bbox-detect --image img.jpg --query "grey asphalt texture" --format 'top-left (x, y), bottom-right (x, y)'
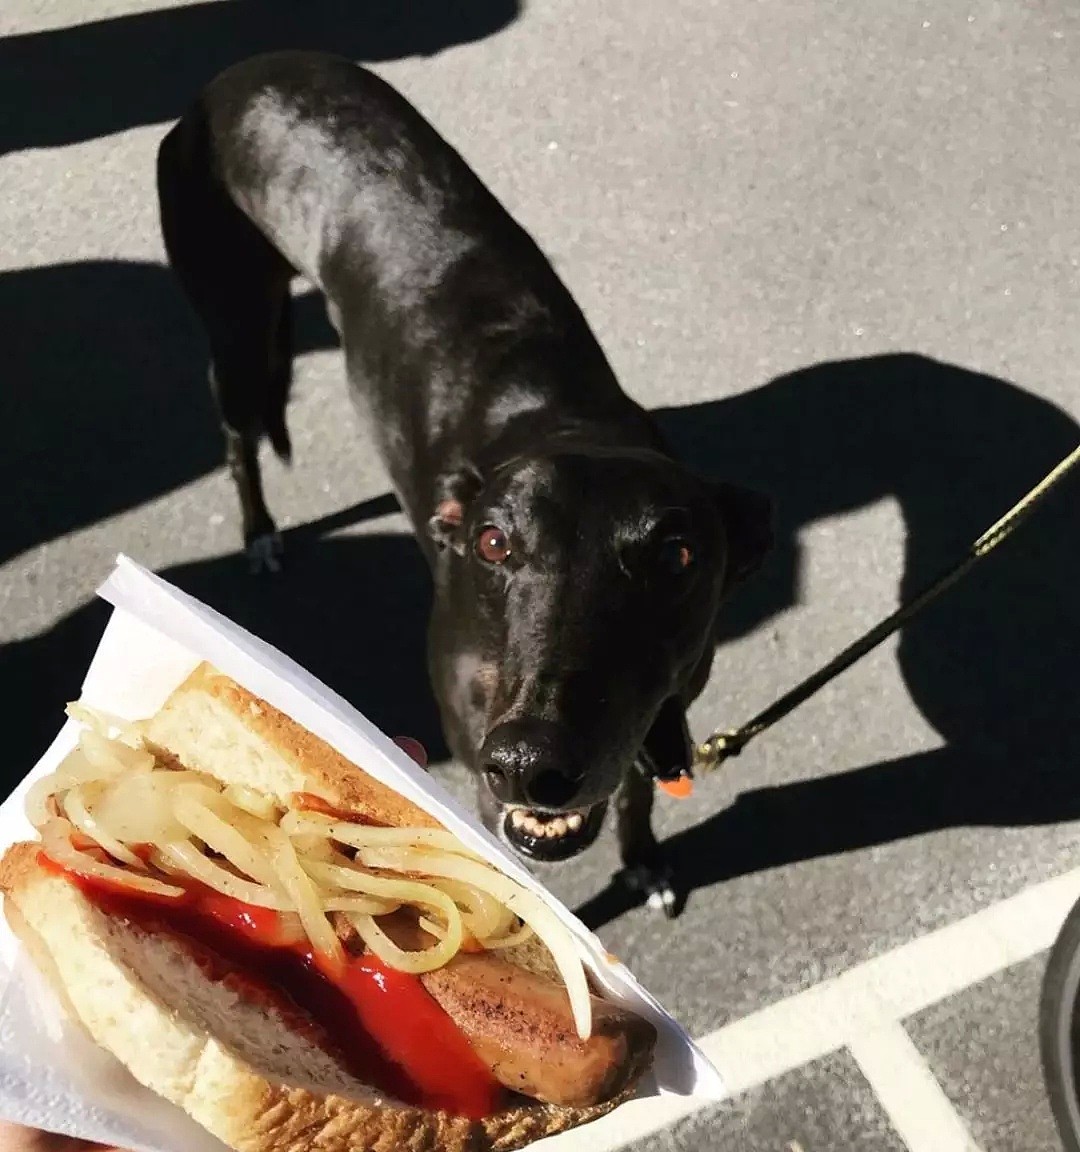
top-left (3, 0), bottom-right (1080, 1148)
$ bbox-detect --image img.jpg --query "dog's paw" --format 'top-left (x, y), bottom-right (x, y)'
top-left (246, 532), bottom-right (284, 575)
top-left (619, 860), bottom-right (679, 919)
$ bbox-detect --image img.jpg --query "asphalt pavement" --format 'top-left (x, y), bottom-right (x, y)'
top-left (3, 1), bottom-right (1080, 1148)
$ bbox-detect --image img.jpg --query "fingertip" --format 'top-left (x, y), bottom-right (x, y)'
top-left (393, 736), bottom-right (428, 768)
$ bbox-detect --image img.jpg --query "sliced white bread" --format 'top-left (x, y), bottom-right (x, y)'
top-left (0, 665), bottom-right (649, 1151)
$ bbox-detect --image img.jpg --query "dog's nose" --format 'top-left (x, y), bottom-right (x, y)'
top-left (480, 721), bottom-right (585, 808)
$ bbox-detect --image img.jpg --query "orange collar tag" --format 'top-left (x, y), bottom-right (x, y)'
top-left (657, 774), bottom-right (694, 799)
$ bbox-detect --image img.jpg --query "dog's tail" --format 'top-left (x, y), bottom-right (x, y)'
top-left (264, 394), bottom-right (293, 463)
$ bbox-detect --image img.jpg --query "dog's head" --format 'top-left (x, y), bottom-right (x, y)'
top-left (426, 445), bottom-right (772, 861)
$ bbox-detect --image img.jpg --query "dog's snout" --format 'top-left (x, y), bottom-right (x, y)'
top-left (480, 721), bottom-right (584, 809)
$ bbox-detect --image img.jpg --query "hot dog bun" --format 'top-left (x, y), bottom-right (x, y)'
top-left (0, 666), bottom-right (655, 1151)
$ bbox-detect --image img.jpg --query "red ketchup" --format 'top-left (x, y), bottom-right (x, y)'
top-left (39, 853), bottom-right (503, 1119)
top-left (289, 792), bottom-right (387, 823)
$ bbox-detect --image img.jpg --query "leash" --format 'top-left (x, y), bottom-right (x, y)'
top-left (655, 442), bottom-right (1080, 796)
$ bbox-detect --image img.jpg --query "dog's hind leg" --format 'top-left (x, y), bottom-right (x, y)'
top-left (157, 116), bottom-right (296, 573)
top-left (209, 304), bottom-right (292, 573)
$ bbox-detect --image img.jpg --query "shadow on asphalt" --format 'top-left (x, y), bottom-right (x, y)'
top-left (0, 0), bottom-right (521, 157)
top-left (0, 260), bottom-right (338, 568)
top-left (579, 353), bottom-right (1080, 925)
top-left (4, 339), bottom-right (1080, 926)
top-left (0, 499), bottom-right (435, 789)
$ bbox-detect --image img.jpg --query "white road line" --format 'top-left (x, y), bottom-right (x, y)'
top-left (849, 1021), bottom-right (985, 1152)
top-left (538, 862), bottom-right (1080, 1150)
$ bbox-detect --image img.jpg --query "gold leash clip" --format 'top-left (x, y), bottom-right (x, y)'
top-left (693, 729), bottom-right (750, 773)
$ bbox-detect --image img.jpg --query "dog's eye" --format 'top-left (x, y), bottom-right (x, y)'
top-left (659, 536), bottom-right (695, 574)
top-left (476, 525), bottom-right (511, 564)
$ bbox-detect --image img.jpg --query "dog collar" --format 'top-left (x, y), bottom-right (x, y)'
top-left (657, 773), bottom-right (694, 799)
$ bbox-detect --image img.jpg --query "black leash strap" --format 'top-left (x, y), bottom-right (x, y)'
top-left (690, 443), bottom-right (1080, 775)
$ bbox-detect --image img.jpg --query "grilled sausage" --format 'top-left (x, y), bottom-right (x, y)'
top-left (378, 913), bottom-right (657, 1107)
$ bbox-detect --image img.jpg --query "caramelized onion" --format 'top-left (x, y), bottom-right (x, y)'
top-left (358, 846), bottom-right (593, 1040)
top-left (27, 705), bottom-right (594, 1038)
top-left (41, 819), bottom-right (183, 898)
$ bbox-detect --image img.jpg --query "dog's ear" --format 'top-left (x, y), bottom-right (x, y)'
top-left (640, 696), bottom-right (693, 781)
top-left (427, 466), bottom-right (483, 555)
top-left (713, 482), bottom-right (774, 590)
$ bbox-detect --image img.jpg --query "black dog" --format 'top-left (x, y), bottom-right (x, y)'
top-left (156, 51), bottom-right (772, 912)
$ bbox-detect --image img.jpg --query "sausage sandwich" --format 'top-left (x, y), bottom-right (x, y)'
top-left (0, 664), bottom-right (656, 1152)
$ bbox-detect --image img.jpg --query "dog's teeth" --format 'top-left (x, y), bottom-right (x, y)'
top-left (512, 809), bottom-right (584, 841)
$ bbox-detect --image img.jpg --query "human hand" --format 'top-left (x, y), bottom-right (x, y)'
top-left (0, 1122), bottom-right (127, 1152)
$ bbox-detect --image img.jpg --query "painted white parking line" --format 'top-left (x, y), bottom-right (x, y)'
top-left (538, 862), bottom-right (1080, 1150)
top-left (849, 1021), bottom-right (984, 1152)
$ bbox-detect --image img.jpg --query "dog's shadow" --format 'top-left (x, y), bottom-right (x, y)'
top-left (5, 348), bottom-right (1080, 929)
top-left (0, 501), bottom-right (445, 792)
top-left (0, 0), bottom-right (521, 158)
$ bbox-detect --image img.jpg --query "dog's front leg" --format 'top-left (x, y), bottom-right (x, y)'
top-left (615, 765), bottom-right (678, 918)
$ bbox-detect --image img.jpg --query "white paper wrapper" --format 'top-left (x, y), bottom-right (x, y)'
top-left (0, 555), bottom-right (725, 1150)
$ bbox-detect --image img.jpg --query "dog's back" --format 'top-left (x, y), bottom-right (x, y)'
top-left (179, 55), bottom-right (484, 292)
top-left (157, 51), bottom-right (630, 552)
top-left (161, 52), bottom-right (566, 328)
